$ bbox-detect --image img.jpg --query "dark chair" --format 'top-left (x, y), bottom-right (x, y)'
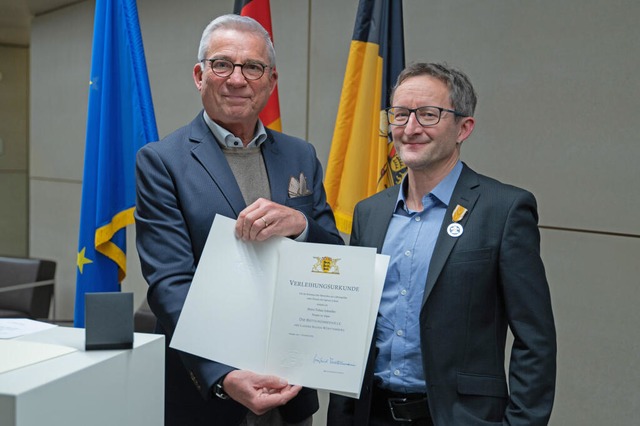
top-left (0, 256), bottom-right (56, 320)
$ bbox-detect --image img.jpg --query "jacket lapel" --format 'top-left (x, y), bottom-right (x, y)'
top-left (188, 114), bottom-right (247, 217)
top-left (422, 164), bottom-right (480, 306)
top-left (371, 187), bottom-right (400, 252)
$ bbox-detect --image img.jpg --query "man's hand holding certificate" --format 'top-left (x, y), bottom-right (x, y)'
top-left (170, 215), bottom-right (388, 398)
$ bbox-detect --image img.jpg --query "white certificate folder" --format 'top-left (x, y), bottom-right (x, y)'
top-left (170, 215), bottom-right (388, 398)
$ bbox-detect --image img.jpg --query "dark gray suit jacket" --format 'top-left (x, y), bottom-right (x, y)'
top-left (135, 113), bottom-right (343, 426)
top-left (328, 164), bottom-right (556, 425)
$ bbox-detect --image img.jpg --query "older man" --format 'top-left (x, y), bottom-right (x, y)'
top-left (135, 14), bottom-right (342, 426)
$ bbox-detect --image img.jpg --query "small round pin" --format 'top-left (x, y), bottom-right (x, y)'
top-left (447, 223), bottom-right (464, 238)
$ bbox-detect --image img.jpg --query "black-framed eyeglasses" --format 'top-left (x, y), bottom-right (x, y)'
top-left (201, 58), bottom-right (270, 80)
top-left (386, 106), bottom-right (467, 127)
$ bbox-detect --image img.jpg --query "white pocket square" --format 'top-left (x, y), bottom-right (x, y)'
top-left (288, 173), bottom-right (312, 197)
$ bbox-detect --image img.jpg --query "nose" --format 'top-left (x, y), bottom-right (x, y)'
top-left (226, 65), bottom-right (247, 85)
top-left (403, 112), bottom-right (423, 135)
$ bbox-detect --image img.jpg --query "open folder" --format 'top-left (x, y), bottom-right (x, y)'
top-left (170, 215), bottom-right (388, 398)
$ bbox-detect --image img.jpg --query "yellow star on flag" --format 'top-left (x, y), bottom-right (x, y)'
top-left (77, 247), bottom-right (93, 274)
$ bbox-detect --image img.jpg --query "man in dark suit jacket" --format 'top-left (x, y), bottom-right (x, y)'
top-left (135, 14), bottom-right (342, 426)
top-left (328, 63), bottom-right (556, 425)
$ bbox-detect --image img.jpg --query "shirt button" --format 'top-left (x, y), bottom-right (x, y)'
top-left (400, 289), bottom-right (407, 296)
top-left (404, 250), bottom-right (411, 257)
top-left (415, 216), bottom-right (421, 222)
top-left (394, 369), bottom-right (401, 376)
top-left (396, 330), bottom-right (404, 336)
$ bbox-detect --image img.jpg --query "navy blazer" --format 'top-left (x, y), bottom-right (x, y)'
top-left (135, 113), bottom-right (343, 426)
top-left (328, 164), bottom-right (556, 425)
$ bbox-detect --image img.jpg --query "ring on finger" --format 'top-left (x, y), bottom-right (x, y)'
top-left (260, 217), bottom-right (269, 227)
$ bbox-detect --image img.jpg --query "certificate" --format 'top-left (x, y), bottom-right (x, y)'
top-left (170, 215), bottom-right (388, 398)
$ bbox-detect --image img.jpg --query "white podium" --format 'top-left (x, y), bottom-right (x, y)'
top-left (0, 326), bottom-right (164, 426)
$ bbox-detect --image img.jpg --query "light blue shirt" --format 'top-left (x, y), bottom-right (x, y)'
top-left (374, 161), bottom-right (462, 393)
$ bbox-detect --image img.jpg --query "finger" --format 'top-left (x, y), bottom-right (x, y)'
top-left (237, 200), bottom-right (270, 240)
top-left (253, 216), bottom-right (274, 241)
top-left (252, 374), bottom-right (289, 389)
top-left (234, 212), bottom-right (243, 237)
top-left (237, 211), bottom-right (258, 240)
top-left (235, 211), bottom-right (250, 238)
top-left (248, 392), bottom-right (294, 415)
top-left (259, 216), bottom-right (269, 228)
top-left (247, 215), bottom-right (268, 240)
top-left (223, 371), bottom-right (301, 415)
top-left (249, 385), bottom-right (302, 414)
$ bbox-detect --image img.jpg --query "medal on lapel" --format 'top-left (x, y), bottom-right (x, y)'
top-left (447, 204), bottom-right (468, 238)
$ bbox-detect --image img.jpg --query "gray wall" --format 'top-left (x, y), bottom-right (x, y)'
top-left (0, 46), bottom-right (29, 257)
top-left (13, 0), bottom-right (640, 424)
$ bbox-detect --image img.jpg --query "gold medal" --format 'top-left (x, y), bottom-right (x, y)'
top-left (447, 204), bottom-right (467, 238)
top-left (452, 204), bottom-right (468, 223)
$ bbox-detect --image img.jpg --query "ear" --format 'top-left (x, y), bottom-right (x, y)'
top-left (193, 62), bottom-right (204, 91)
top-left (268, 68), bottom-right (278, 96)
top-left (457, 116), bottom-right (475, 144)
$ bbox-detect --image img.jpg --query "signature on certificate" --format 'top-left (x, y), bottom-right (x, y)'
top-left (313, 354), bottom-right (356, 367)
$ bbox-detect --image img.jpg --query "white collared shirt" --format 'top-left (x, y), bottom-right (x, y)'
top-left (202, 111), bottom-right (267, 148)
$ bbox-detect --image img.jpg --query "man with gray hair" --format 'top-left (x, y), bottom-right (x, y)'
top-left (135, 14), bottom-right (342, 426)
top-left (328, 62), bottom-right (556, 425)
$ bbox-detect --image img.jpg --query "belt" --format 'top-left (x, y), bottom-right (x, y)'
top-left (372, 386), bottom-right (431, 422)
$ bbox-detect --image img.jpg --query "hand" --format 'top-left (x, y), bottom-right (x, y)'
top-left (235, 198), bottom-right (306, 241)
top-left (222, 370), bottom-right (302, 415)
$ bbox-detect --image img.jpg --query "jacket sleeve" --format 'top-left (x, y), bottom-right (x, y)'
top-left (134, 144), bottom-right (232, 399)
top-left (500, 190), bottom-right (557, 425)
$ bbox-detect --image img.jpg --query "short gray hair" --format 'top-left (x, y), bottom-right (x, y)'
top-left (197, 14), bottom-right (276, 67)
top-left (391, 62), bottom-right (477, 118)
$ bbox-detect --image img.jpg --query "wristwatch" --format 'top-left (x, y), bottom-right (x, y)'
top-left (213, 376), bottom-right (229, 400)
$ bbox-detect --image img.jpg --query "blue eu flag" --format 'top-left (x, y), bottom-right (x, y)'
top-left (74, 0), bottom-right (158, 327)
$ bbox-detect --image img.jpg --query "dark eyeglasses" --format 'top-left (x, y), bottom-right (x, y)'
top-left (386, 106), bottom-right (467, 127)
top-left (201, 58), bottom-right (270, 80)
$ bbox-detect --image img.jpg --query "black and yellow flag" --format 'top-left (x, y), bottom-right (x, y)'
top-left (325, 0), bottom-right (406, 235)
